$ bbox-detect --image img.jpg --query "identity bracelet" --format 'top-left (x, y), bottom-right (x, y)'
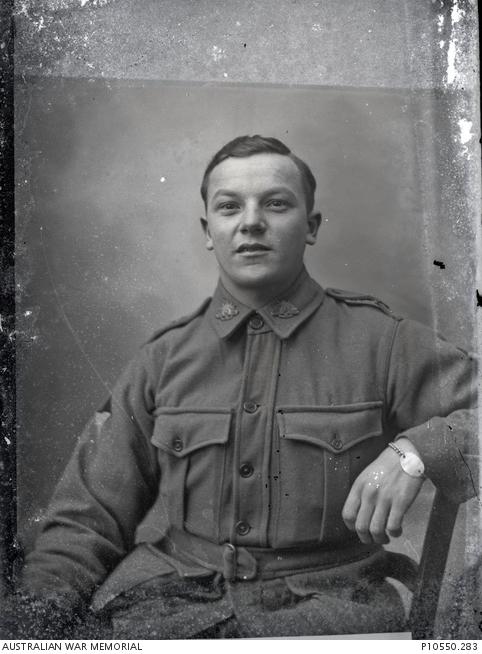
top-left (388, 442), bottom-right (425, 478)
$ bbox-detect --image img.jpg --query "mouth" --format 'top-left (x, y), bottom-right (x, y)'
top-left (236, 243), bottom-right (272, 253)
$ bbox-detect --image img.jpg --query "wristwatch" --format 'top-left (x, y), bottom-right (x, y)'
top-left (388, 442), bottom-right (425, 478)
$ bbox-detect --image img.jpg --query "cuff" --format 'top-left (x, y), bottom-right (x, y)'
top-left (396, 416), bottom-right (478, 504)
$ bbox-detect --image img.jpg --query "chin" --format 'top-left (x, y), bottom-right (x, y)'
top-left (234, 270), bottom-right (285, 291)
top-left (235, 267), bottom-right (274, 283)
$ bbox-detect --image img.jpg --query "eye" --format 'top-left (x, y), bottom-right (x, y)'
top-left (216, 202), bottom-right (239, 214)
top-left (266, 198), bottom-right (289, 211)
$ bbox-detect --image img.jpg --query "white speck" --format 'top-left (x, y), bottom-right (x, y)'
top-left (451, 1), bottom-right (464, 23)
top-left (236, 21), bottom-right (241, 26)
top-left (311, 23), bottom-right (322, 32)
top-left (368, 28), bottom-right (372, 33)
top-left (223, 72), bottom-right (228, 78)
top-left (160, 176), bottom-right (166, 183)
top-left (445, 1), bottom-right (466, 87)
top-left (437, 14), bottom-right (444, 32)
top-left (24, 310), bottom-right (32, 317)
top-left (458, 119), bottom-right (473, 145)
top-left (31, 335), bottom-right (38, 341)
top-left (36, 16), bottom-right (45, 31)
top-left (80, 0), bottom-right (89, 6)
top-left (4, 437), bottom-right (11, 445)
top-left (211, 45), bottom-right (226, 62)
top-left (446, 38), bottom-right (458, 85)
top-left (439, 40), bottom-right (445, 49)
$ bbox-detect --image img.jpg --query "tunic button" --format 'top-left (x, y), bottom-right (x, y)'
top-left (243, 401), bottom-right (258, 414)
top-left (239, 462), bottom-right (254, 478)
top-left (235, 520), bottom-right (251, 536)
top-left (249, 315), bottom-right (264, 330)
top-left (331, 437), bottom-right (343, 450)
top-left (172, 437), bottom-right (183, 452)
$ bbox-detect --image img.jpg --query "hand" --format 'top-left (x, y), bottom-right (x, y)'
top-left (341, 438), bottom-right (425, 544)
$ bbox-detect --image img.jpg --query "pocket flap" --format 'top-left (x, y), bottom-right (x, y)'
top-left (151, 409), bottom-right (232, 457)
top-left (276, 403), bottom-right (383, 453)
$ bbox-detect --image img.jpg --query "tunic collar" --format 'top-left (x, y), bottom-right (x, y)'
top-left (208, 268), bottom-right (325, 340)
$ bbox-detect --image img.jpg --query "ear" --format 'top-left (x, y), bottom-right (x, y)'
top-left (305, 211), bottom-right (322, 245)
top-left (200, 217), bottom-right (214, 250)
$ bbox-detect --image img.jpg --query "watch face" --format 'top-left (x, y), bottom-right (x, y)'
top-left (401, 452), bottom-right (425, 477)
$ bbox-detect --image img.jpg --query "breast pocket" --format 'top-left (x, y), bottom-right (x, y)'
top-left (151, 408), bottom-right (233, 538)
top-left (275, 402), bottom-right (384, 546)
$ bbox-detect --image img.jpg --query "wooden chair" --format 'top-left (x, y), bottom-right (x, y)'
top-left (408, 489), bottom-right (461, 639)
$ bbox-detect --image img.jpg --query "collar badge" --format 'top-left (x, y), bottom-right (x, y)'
top-left (269, 300), bottom-right (300, 319)
top-left (215, 300), bottom-right (240, 321)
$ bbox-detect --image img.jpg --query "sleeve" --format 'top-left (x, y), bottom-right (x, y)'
top-left (385, 318), bottom-right (479, 504)
top-left (18, 344), bottom-right (160, 605)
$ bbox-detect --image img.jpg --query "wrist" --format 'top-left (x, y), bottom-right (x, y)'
top-left (389, 439), bottom-right (425, 478)
top-left (393, 436), bottom-right (422, 458)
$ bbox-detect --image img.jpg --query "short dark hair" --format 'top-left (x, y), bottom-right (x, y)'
top-left (200, 135), bottom-right (317, 213)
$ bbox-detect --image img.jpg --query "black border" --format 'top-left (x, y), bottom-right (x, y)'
top-left (0, 0), bottom-right (16, 596)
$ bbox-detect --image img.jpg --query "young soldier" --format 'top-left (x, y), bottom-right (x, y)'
top-left (12, 135), bottom-right (478, 638)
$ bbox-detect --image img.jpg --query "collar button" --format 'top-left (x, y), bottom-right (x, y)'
top-left (249, 315), bottom-right (264, 330)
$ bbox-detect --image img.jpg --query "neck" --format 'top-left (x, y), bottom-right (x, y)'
top-left (219, 267), bottom-right (306, 309)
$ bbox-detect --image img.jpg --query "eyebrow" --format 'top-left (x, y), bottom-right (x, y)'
top-left (211, 186), bottom-right (297, 202)
top-left (211, 190), bottom-right (240, 201)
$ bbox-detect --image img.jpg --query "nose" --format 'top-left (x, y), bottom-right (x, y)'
top-left (239, 203), bottom-right (266, 233)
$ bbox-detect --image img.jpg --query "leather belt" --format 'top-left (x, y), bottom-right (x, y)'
top-left (164, 527), bottom-right (381, 582)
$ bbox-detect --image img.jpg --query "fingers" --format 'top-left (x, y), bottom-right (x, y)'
top-left (368, 495), bottom-right (391, 544)
top-left (386, 500), bottom-right (407, 538)
top-left (342, 484), bottom-right (361, 532)
top-left (343, 483), bottom-right (388, 544)
top-left (343, 483), bottom-right (392, 544)
top-left (354, 494), bottom-right (377, 544)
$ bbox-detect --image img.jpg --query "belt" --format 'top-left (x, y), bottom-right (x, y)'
top-left (163, 527), bottom-right (381, 582)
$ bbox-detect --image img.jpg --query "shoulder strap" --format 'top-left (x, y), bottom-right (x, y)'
top-left (325, 287), bottom-right (398, 318)
top-left (144, 297), bottom-right (211, 344)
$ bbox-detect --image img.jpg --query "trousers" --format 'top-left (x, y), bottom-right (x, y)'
top-left (101, 563), bottom-right (407, 639)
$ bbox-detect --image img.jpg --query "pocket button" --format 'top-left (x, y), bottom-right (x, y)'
top-left (172, 437), bottom-right (183, 452)
top-left (331, 437), bottom-right (343, 450)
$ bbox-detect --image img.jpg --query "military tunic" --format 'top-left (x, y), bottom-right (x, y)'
top-left (21, 269), bottom-right (478, 637)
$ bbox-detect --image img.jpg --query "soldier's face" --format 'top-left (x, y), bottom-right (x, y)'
top-left (201, 153), bottom-right (320, 299)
